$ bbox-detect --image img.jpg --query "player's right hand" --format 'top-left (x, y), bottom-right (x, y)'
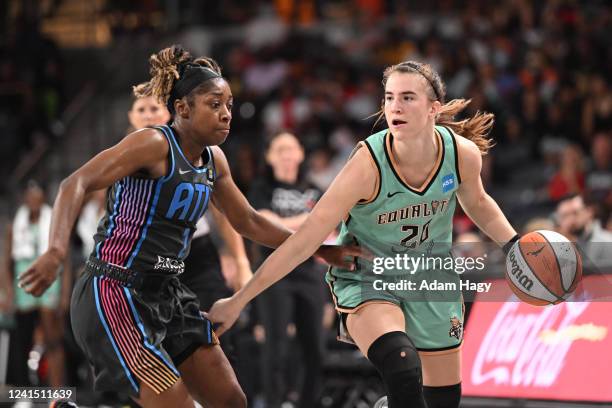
top-left (17, 250), bottom-right (62, 297)
top-left (204, 297), bottom-right (242, 336)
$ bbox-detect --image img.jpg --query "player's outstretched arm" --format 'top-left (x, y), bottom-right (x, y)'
top-left (456, 137), bottom-right (517, 244)
top-left (209, 146), bottom-right (294, 248)
top-left (207, 146), bottom-right (377, 334)
top-left (210, 146), bottom-right (365, 269)
top-left (19, 129), bottom-right (169, 296)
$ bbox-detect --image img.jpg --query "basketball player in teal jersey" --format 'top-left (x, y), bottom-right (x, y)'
top-left (17, 45), bottom-right (361, 408)
top-left (208, 61), bottom-right (520, 408)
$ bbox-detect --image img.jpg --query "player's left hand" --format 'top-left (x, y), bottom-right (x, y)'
top-left (204, 297), bottom-right (242, 336)
top-left (315, 244), bottom-right (372, 270)
top-left (18, 250), bottom-right (62, 297)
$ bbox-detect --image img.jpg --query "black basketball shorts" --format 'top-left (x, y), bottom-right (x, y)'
top-left (70, 261), bottom-right (219, 396)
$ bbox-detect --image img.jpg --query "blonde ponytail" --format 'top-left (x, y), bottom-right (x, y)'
top-left (437, 99), bottom-right (495, 155)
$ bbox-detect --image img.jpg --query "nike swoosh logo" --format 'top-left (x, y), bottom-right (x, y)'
top-left (179, 169), bottom-right (191, 175)
top-left (387, 191), bottom-right (404, 198)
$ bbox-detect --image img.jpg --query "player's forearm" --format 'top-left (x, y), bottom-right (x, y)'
top-left (464, 193), bottom-right (517, 244)
top-left (268, 212), bottom-right (309, 231)
top-left (48, 175), bottom-right (87, 260)
top-left (238, 208), bottom-right (293, 249)
top-left (258, 209), bottom-right (310, 231)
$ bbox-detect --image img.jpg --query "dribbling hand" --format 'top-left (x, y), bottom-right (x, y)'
top-left (205, 297), bottom-right (242, 336)
top-left (17, 250), bottom-right (62, 297)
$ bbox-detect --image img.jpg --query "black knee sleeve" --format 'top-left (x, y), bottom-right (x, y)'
top-left (367, 331), bottom-right (426, 408)
top-left (423, 383), bottom-right (461, 408)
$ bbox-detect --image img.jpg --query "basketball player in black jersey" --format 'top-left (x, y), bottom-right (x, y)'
top-left (18, 45), bottom-right (362, 408)
top-left (126, 82), bottom-right (253, 304)
top-left (126, 84), bottom-right (254, 401)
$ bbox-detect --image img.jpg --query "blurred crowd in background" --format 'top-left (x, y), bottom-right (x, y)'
top-left (0, 0), bottom-right (610, 407)
top-left (1, 0), bottom-right (610, 223)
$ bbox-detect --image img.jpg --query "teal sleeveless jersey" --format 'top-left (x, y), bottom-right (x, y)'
top-left (329, 125), bottom-right (461, 282)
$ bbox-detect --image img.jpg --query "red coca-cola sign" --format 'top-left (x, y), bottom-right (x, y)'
top-left (462, 276), bottom-right (612, 402)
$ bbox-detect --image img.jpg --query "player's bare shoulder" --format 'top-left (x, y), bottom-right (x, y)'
top-left (115, 128), bottom-right (170, 178)
top-left (342, 142), bottom-right (379, 186)
top-left (451, 130), bottom-right (481, 157)
top-left (339, 142), bottom-right (379, 203)
top-left (116, 128), bottom-right (170, 160)
top-left (209, 145), bottom-right (228, 178)
top-left (451, 131), bottom-right (483, 180)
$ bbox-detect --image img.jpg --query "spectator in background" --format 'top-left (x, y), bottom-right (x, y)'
top-left (1, 181), bottom-right (71, 387)
top-left (233, 144), bottom-right (258, 193)
top-left (306, 124), bottom-right (359, 191)
top-left (248, 131), bottom-right (327, 408)
top-left (554, 194), bottom-right (612, 272)
top-left (548, 144), bottom-right (585, 202)
top-left (582, 75), bottom-right (612, 139)
top-left (493, 116), bottom-right (531, 185)
top-left (520, 87), bottom-right (544, 159)
top-left (262, 83), bottom-right (310, 134)
top-left (126, 84), bottom-right (171, 132)
top-left (586, 132), bottom-right (611, 212)
top-left (306, 147), bottom-right (335, 191)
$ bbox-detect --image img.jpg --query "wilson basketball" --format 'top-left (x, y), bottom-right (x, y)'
top-left (505, 230), bottom-right (582, 306)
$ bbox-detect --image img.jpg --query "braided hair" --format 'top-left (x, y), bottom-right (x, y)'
top-left (135, 45), bottom-right (223, 115)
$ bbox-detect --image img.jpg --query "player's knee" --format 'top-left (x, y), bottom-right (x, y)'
top-left (367, 331), bottom-right (425, 407)
top-left (367, 331), bottom-right (422, 387)
top-left (423, 383), bottom-right (461, 408)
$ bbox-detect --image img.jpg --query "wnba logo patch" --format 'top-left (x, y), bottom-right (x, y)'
top-left (441, 174), bottom-right (455, 193)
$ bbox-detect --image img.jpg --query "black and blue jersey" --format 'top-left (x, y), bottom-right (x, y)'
top-left (92, 125), bottom-right (215, 272)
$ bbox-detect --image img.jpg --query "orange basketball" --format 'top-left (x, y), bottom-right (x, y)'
top-left (505, 230), bottom-right (582, 306)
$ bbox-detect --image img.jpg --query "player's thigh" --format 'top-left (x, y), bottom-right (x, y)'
top-left (346, 301), bottom-right (405, 356)
top-left (178, 344), bottom-right (246, 408)
top-left (419, 348), bottom-right (461, 386)
top-left (135, 378), bottom-right (194, 408)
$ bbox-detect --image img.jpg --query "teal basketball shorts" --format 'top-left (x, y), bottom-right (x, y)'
top-left (326, 270), bottom-right (464, 351)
